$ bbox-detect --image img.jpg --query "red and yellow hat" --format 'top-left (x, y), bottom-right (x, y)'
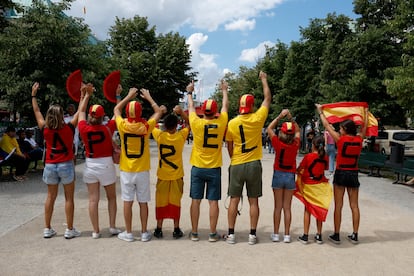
top-left (201, 99), bottom-right (218, 115)
top-left (126, 101), bottom-right (142, 122)
top-left (239, 94), bottom-right (254, 114)
top-left (88, 104), bottom-right (105, 118)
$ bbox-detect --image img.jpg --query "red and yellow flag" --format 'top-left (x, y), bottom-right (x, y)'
top-left (321, 102), bottom-right (378, 137)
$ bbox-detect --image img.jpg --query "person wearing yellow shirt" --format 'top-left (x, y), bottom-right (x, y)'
top-left (224, 71), bottom-right (271, 245)
top-left (152, 105), bottom-right (189, 239)
top-left (114, 87), bottom-right (164, 242)
top-left (0, 126), bottom-right (29, 181)
top-left (187, 80), bottom-right (229, 242)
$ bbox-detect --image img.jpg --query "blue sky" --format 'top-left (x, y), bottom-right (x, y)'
top-left (63, 0), bottom-right (357, 99)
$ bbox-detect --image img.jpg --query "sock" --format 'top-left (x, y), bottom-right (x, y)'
top-left (228, 228), bottom-right (234, 235)
top-left (250, 229), bottom-right (256, 236)
top-left (174, 227), bottom-right (180, 233)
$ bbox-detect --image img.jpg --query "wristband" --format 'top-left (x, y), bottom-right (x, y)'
top-left (31, 95), bottom-right (36, 98)
top-left (116, 95), bottom-right (121, 99)
top-left (187, 92), bottom-right (193, 95)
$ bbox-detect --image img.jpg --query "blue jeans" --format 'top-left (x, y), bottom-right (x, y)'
top-left (326, 144), bottom-right (336, 172)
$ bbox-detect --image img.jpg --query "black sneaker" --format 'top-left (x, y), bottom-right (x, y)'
top-left (347, 232), bottom-right (359, 244)
top-left (173, 228), bottom-right (184, 239)
top-left (329, 233), bottom-right (341, 244)
top-left (314, 234), bottom-right (323, 244)
top-left (153, 228), bottom-right (163, 239)
top-left (297, 234), bottom-right (309, 244)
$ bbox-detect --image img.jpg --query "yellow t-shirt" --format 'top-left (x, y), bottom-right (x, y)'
top-left (0, 134), bottom-right (22, 155)
top-left (152, 127), bottom-right (189, 180)
top-left (115, 116), bottom-right (156, 172)
top-left (189, 112), bottom-right (228, 168)
top-left (225, 106), bottom-right (268, 165)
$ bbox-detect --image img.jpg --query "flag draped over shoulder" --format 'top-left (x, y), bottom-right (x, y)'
top-left (294, 173), bottom-right (333, 222)
top-left (321, 102), bottom-right (378, 137)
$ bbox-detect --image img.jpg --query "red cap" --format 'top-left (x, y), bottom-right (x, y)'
top-left (202, 99), bottom-right (218, 115)
top-left (126, 101), bottom-right (142, 122)
top-left (88, 105), bottom-right (105, 118)
top-left (239, 94), bottom-right (254, 114)
top-left (281, 122), bottom-right (295, 134)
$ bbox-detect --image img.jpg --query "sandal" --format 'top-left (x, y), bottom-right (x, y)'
top-left (12, 175), bottom-right (24, 182)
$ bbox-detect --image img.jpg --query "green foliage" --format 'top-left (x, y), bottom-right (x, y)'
top-left (107, 16), bottom-right (194, 117)
top-left (0, 0), bottom-right (107, 124)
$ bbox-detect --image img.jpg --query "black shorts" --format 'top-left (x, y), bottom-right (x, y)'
top-left (333, 169), bottom-right (360, 188)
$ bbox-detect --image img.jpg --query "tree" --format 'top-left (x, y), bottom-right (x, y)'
top-left (0, 0), bottom-right (107, 123)
top-left (107, 16), bottom-right (194, 117)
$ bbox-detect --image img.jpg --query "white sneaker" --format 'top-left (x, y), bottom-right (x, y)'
top-left (92, 232), bottom-right (101, 239)
top-left (43, 228), bottom-right (56, 238)
top-left (225, 234), bottom-right (236, 244)
top-left (118, 231), bottom-right (135, 242)
top-left (283, 235), bottom-right (291, 243)
top-left (270, 233), bottom-right (279, 242)
top-left (109, 227), bottom-right (122, 235)
top-left (64, 228), bottom-right (81, 239)
top-left (248, 234), bottom-right (257, 245)
top-left (141, 231), bottom-right (152, 242)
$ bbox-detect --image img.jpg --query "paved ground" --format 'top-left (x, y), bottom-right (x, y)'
top-left (1, 140), bottom-right (414, 276)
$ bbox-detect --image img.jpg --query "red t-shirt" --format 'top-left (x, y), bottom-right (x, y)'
top-left (336, 135), bottom-right (363, 171)
top-left (43, 124), bottom-right (75, 163)
top-left (272, 136), bottom-right (300, 173)
top-left (78, 120), bottom-right (116, 158)
top-left (298, 152), bottom-right (328, 184)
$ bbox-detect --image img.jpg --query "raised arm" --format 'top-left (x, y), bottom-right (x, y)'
top-left (140, 88), bottom-right (163, 122)
top-left (267, 109), bottom-right (289, 139)
top-left (31, 82), bottom-right (45, 129)
top-left (186, 81), bottom-right (195, 113)
top-left (173, 105), bottom-right (189, 129)
top-left (78, 83), bottom-right (92, 122)
top-left (114, 87), bottom-right (138, 117)
top-left (70, 83), bottom-right (91, 127)
top-left (359, 107), bottom-right (369, 139)
top-left (220, 80), bottom-right (229, 113)
top-left (112, 84), bottom-right (123, 120)
top-left (315, 104), bottom-right (340, 142)
top-left (259, 71), bottom-right (271, 109)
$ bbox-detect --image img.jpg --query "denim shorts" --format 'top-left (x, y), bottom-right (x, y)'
top-left (190, 166), bottom-right (221, 200)
top-left (43, 161), bottom-right (75, 185)
top-left (271, 170), bottom-right (296, 190)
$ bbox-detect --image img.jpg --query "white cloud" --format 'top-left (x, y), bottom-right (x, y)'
top-left (186, 33), bottom-right (222, 100)
top-left (225, 19), bottom-right (256, 31)
top-left (239, 41), bottom-right (275, 63)
top-left (64, 0), bottom-right (284, 37)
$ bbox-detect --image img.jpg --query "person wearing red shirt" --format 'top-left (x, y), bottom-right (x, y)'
top-left (78, 83), bottom-right (122, 239)
top-left (266, 109), bottom-right (300, 243)
top-left (316, 103), bottom-right (368, 245)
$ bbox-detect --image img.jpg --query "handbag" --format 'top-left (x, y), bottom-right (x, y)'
top-left (105, 126), bottom-right (120, 164)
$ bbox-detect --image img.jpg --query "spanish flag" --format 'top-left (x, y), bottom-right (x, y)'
top-left (321, 102), bottom-right (378, 137)
top-left (294, 173), bottom-right (333, 222)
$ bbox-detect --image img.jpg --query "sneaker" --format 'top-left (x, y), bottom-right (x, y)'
top-left (141, 231), bottom-right (152, 242)
top-left (329, 233), bottom-right (341, 244)
top-left (43, 228), bottom-right (56, 238)
top-left (270, 233), bottom-right (280, 242)
top-left (314, 234), bottom-right (323, 244)
top-left (208, 232), bottom-right (220, 242)
top-left (173, 228), bottom-right (184, 239)
top-left (297, 234), bottom-right (308, 244)
top-left (283, 235), bottom-right (291, 243)
top-left (92, 232), bottom-right (101, 239)
top-left (189, 232), bottom-right (199, 241)
top-left (248, 234), bottom-right (257, 245)
top-left (153, 228), bottom-right (163, 239)
top-left (347, 232), bottom-right (359, 244)
top-left (224, 234), bottom-right (236, 244)
top-left (109, 227), bottom-right (122, 235)
top-left (64, 228), bottom-right (81, 239)
top-left (118, 231), bottom-right (135, 242)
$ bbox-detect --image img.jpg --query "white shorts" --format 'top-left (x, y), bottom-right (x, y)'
top-left (120, 171), bottom-right (151, 203)
top-left (83, 157), bottom-right (117, 186)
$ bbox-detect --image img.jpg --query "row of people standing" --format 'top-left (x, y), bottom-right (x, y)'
top-left (30, 70), bottom-right (368, 245)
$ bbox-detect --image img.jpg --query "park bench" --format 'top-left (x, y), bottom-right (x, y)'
top-left (358, 150), bottom-right (388, 177)
top-left (391, 158), bottom-right (414, 184)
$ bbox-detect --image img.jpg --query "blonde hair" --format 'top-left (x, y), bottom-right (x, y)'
top-left (45, 105), bottom-right (64, 130)
top-left (279, 131), bottom-right (295, 144)
top-left (88, 116), bottom-right (103, 126)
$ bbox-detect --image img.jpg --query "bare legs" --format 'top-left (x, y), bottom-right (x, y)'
top-left (272, 188), bottom-right (294, 235)
top-left (332, 185), bottom-right (360, 234)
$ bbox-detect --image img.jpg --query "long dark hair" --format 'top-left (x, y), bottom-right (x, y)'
top-left (313, 135), bottom-right (325, 159)
top-left (340, 119), bottom-right (357, 136)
